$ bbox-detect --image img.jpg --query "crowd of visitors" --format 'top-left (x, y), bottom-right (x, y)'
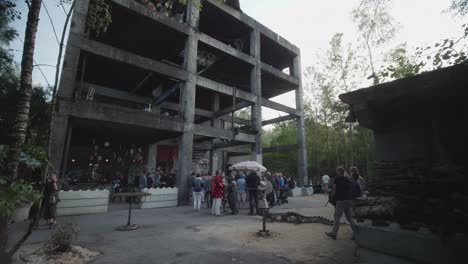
top-left (190, 170), bottom-right (296, 216)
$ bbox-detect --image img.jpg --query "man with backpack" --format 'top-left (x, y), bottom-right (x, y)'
top-left (192, 173), bottom-right (204, 211)
top-left (326, 167), bottom-right (358, 240)
top-left (246, 171), bottom-right (260, 215)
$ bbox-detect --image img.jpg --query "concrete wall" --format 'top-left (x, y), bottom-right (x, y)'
top-left (374, 123), bottom-right (433, 161)
top-left (228, 154), bottom-right (253, 165)
top-left (57, 190), bottom-right (110, 216)
top-left (355, 222), bottom-right (468, 263)
top-left (139, 187), bottom-right (178, 209)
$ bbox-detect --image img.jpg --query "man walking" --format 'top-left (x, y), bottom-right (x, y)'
top-left (246, 171), bottom-right (260, 215)
top-left (326, 167), bottom-right (358, 240)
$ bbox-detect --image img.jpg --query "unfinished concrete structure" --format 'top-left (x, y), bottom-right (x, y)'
top-left (50, 0), bottom-right (308, 205)
top-left (340, 62), bottom-right (468, 263)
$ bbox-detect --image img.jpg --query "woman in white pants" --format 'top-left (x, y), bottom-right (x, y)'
top-left (192, 174), bottom-right (204, 211)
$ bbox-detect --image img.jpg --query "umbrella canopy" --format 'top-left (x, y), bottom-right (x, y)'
top-left (229, 161), bottom-right (267, 172)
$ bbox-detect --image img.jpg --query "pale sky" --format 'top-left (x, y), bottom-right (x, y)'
top-left (10, 0), bottom-right (467, 120)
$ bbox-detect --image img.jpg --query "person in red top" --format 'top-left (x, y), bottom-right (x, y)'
top-left (211, 171), bottom-right (224, 216)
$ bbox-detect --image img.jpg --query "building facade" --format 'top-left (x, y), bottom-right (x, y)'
top-left (50, 0), bottom-right (308, 205)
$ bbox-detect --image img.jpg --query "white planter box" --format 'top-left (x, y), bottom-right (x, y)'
top-left (57, 190), bottom-right (109, 216)
top-left (140, 187), bottom-right (178, 209)
top-left (302, 187), bottom-right (314, 196)
top-left (289, 188), bottom-right (303, 197)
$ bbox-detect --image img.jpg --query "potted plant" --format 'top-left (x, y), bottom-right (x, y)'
top-left (0, 176), bottom-right (42, 223)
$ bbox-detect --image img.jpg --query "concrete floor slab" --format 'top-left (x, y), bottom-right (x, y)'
top-left (10, 195), bottom-right (357, 264)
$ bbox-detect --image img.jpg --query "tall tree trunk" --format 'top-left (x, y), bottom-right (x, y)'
top-left (50, 0), bottom-right (75, 117)
top-left (3, 0), bottom-right (42, 181)
top-left (365, 40), bottom-right (379, 85)
top-left (0, 1), bottom-right (42, 261)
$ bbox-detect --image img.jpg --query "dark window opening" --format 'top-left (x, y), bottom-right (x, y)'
top-left (76, 52), bottom-right (180, 111)
top-left (199, 1), bottom-right (251, 55)
top-left (90, 1), bottom-right (187, 66)
top-left (260, 34), bottom-right (295, 74)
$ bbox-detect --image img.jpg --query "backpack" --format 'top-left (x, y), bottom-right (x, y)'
top-left (193, 178), bottom-right (204, 192)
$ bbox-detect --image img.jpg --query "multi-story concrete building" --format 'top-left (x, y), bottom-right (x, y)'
top-left (50, 0), bottom-right (308, 204)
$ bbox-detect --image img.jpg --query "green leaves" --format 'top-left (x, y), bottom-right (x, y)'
top-left (86, 0), bottom-right (112, 37)
top-left (0, 176), bottom-right (41, 219)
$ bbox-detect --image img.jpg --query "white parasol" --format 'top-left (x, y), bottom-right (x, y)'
top-left (229, 161), bottom-right (267, 172)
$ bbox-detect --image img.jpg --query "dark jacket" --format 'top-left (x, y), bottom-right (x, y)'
top-left (246, 172), bottom-right (260, 189)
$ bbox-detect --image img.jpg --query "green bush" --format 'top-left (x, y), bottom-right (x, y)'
top-left (47, 222), bottom-right (80, 252)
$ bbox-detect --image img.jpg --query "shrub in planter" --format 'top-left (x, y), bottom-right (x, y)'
top-left (0, 176), bottom-right (41, 222)
top-left (47, 222), bottom-right (80, 252)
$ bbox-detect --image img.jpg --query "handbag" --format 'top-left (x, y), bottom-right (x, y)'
top-left (48, 194), bottom-right (57, 205)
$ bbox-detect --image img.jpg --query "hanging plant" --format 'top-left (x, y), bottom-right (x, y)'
top-left (86, 0), bottom-right (112, 37)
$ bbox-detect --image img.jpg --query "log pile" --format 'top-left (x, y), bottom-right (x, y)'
top-left (356, 160), bottom-right (468, 236)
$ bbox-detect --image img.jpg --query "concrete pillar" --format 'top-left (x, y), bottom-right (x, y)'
top-left (209, 93), bottom-right (220, 175)
top-left (177, 0), bottom-right (199, 205)
top-left (250, 29), bottom-right (262, 163)
top-left (147, 143), bottom-right (158, 171)
top-left (49, 114), bottom-right (69, 177)
top-left (293, 55), bottom-right (309, 186)
top-left (57, 0), bottom-right (90, 100)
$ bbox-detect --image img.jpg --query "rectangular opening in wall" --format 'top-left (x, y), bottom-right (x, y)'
top-left (65, 118), bottom-right (181, 185)
top-left (90, 1), bottom-right (187, 66)
top-left (198, 1), bottom-right (251, 54)
top-left (261, 70), bottom-right (297, 99)
top-left (75, 52), bottom-right (180, 112)
top-left (197, 42), bottom-right (253, 92)
top-left (260, 34), bottom-right (295, 74)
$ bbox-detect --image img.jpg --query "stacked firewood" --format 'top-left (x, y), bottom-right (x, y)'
top-left (356, 160), bottom-right (468, 235)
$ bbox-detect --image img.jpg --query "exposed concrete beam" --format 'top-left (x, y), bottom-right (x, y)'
top-left (213, 141), bottom-right (250, 150)
top-left (70, 34), bottom-right (189, 81)
top-left (81, 82), bottom-right (151, 104)
top-left (82, 81), bottom-right (251, 126)
top-left (263, 144), bottom-right (298, 153)
top-left (131, 72), bottom-right (153, 94)
top-left (262, 98), bottom-right (300, 116)
top-left (212, 100), bottom-right (252, 119)
top-left (261, 62), bottom-right (299, 86)
top-left (204, 0), bottom-right (299, 55)
top-left (110, 0), bottom-right (190, 35)
top-left (197, 33), bottom-right (256, 65)
top-left (193, 124), bottom-right (255, 143)
top-left (262, 114), bottom-right (296, 126)
top-left (233, 117), bottom-right (251, 126)
top-left (257, 23), bottom-right (300, 55)
top-left (205, 0), bottom-right (256, 28)
top-left (197, 76), bottom-right (257, 103)
top-left (64, 101), bottom-right (185, 133)
top-left (218, 145), bottom-right (251, 154)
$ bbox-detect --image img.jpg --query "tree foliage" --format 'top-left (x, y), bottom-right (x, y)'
top-left (380, 43), bottom-right (424, 80)
top-left (447, 0), bottom-right (468, 17)
top-left (352, 0), bottom-right (399, 84)
top-left (263, 33), bottom-right (374, 183)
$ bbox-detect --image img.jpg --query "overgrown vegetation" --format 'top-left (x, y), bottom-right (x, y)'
top-left (263, 0), bottom-right (467, 184)
top-left (47, 222), bottom-right (80, 253)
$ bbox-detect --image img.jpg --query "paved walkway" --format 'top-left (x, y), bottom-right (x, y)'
top-left (10, 194), bottom-right (357, 264)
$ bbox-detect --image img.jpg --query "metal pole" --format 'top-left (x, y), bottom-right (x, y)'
top-left (127, 197), bottom-right (132, 226)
